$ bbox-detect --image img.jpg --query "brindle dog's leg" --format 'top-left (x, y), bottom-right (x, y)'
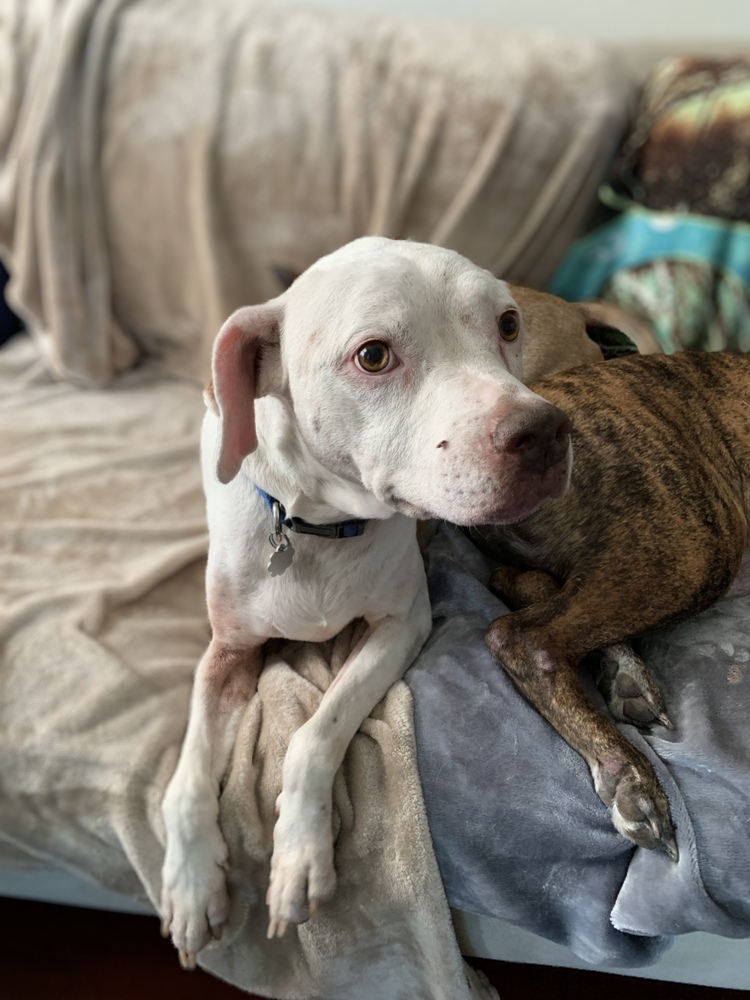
top-left (491, 565), bottom-right (560, 609)
top-left (486, 567), bottom-right (679, 860)
top-left (491, 566), bottom-right (673, 730)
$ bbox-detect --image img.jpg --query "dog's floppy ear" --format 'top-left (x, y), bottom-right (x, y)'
top-left (211, 300), bottom-right (283, 484)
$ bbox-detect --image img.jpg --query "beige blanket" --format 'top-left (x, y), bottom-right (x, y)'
top-left (0, 338), bottom-right (496, 999)
top-left (0, 2), bottom-right (633, 996)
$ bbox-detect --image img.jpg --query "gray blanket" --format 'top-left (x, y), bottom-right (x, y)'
top-left (408, 524), bottom-right (750, 967)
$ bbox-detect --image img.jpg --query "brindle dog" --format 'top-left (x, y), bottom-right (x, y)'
top-left (478, 350), bottom-right (750, 860)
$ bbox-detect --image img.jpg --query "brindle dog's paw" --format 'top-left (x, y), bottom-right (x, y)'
top-left (597, 643), bottom-right (674, 730)
top-left (592, 755), bottom-right (678, 861)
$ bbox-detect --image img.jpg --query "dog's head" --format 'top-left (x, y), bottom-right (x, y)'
top-left (209, 238), bottom-right (599, 525)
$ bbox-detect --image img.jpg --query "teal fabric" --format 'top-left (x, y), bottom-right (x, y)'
top-left (547, 192), bottom-right (750, 354)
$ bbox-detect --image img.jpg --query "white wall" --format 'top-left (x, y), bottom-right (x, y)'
top-left (291, 0), bottom-right (750, 42)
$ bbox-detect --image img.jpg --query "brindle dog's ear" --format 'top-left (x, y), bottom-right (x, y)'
top-left (271, 264), bottom-right (300, 292)
top-left (579, 302), bottom-right (662, 356)
top-left (506, 285), bottom-right (604, 381)
top-left (583, 321), bottom-right (639, 360)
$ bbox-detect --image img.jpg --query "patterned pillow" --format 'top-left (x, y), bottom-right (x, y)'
top-left (548, 56), bottom-right (750, 354)
top-left (618, 55), bottom-right (750, 222)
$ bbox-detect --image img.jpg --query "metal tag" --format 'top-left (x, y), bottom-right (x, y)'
top-left (267, 539), bottom-right (294, 577)
top-left (266, 499), bottom-right (295, 577)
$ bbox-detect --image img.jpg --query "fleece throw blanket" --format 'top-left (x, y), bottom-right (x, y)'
top-left (0, 0), bottom-right (631, 385)
top-left (409, 526), bottom-right (750, 969)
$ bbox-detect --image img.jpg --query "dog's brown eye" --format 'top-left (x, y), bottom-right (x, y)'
top-left (356, 341), bottom-right (391, 373)
top-left (498, 310), bottom-right (520, 342)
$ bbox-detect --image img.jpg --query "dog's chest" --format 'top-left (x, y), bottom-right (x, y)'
top-left (207, 519), bottom-right (419, 644)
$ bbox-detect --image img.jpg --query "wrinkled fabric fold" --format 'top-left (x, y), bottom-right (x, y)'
top-left (0, 0), bottom-right (631, 384)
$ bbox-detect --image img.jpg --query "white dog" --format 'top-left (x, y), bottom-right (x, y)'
top-left (159, 236), bottom-right (576, 966)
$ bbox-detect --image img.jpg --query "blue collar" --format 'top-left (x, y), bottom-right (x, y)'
top-left (255, 486), bottom-right (368, 539)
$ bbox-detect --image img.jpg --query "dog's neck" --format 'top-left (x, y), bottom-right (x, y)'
top-left (245, 396), bottom-right (394, 524)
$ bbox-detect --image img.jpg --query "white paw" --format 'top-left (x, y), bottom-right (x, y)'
top-left (266, 797), bottom-right (336, 938)
top-left (160, 825), bottom-right (231, 967)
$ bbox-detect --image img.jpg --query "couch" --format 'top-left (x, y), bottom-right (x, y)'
top-left (1, 1), bottom-right (749, 996)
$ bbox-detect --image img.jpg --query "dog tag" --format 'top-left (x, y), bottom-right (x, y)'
top-left (268, 539), bottom-right (294, 577)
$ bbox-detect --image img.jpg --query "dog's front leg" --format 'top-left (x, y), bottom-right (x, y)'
top-left (161, 638), bottom-right (262, 967)
top-left (266, 588), bottom-right (432, 938)
top-left (486, 606), bottom-right (678, 861)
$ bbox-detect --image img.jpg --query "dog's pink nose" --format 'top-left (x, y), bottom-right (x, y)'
top-left (492, 404), bottom-right (571, 474)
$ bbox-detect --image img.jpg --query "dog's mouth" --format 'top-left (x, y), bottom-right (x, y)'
top-left (480, 444), bottom-right (572, 525)
top-left (383, 460), bottom-right (571, 526)
top-left (425, 444), bottom-right (572, 526)
top-left (484, 439), bottom-right (573, 523)
top-left (472, 412), bottom-right (573, 525)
